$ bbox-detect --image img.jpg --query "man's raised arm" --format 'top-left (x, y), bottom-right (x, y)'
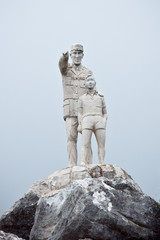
top-left (59, 51), bottom-right (69, 75)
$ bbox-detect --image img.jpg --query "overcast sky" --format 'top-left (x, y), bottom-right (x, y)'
top-left (0, 0), bottom-right (160, 216)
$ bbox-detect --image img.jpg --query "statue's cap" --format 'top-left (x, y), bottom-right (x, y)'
top-left (86, 76), bottom-right (95, 80)
top-left (70, 44), bottom-right (83, 52)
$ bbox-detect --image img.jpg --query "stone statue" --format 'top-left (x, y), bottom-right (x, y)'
top-left (78, 76), bottom-right (107, 165)
top-left (59, 44), bottom-right (93, 167)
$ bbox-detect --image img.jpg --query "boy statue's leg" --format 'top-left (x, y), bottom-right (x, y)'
top-left (95, 129), bottom-right (106, 164)
top-left (81, 129), bottom-right (92, 165)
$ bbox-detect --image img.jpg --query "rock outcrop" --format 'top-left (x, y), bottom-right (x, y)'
top-left (0, 165), bottom-right (94, 239)
top-left (0, 185), bottom-right (43, 239)
top-left (0, 230), bottom-right (25, 240)
top-left (30, 178), bottom-right (160, 240)
top-left (0, 164), bottom-right (160, 240)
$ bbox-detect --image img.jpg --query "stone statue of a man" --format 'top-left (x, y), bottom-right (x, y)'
top-left (78, 76), bottom-right (107, 165)
top-left (59, 44), bottom-right (93, 167)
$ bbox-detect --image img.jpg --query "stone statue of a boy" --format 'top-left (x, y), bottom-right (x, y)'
top-left (78, 76), bottom-right (107, 165)
top-left (59, 44), bottom-right (93, 167)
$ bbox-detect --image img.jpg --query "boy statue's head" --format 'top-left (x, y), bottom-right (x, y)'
top-left (85, 76), bottom-right (96, 89)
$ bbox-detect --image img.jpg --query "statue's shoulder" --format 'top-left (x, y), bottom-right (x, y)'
top-left (97, 91), bottom-right (104, 97)
top-left (81, 65), bottom-right (92, 73)
top-left (68, 63), bottom-right (72, 69)
top-left (79, 93), bottom-right (87, 100)
top-left (64, 64), bottom-right (73, 74)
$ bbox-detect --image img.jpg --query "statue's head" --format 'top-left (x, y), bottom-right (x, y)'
top-left (70, 44), bottom-right (84, 66)
top-left (85, 76), bottom-right (96, 89)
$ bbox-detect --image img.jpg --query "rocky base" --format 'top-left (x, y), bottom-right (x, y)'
top-left (0, 230), bottom-right (25, 240)
top-left (30, 178), bottom-right (160, 240)
top-left (0, 164), bottom-right (160, 240)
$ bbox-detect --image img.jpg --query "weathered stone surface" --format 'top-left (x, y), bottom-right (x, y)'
top-left (1, 164), bottom-right (160, 240)
top-left (30, 176), bottom-right (160, 240)
top-left (0, 165), bottom-right (100, 239)
top-left (0, 230), bottom-right (25, 240)
top-left (0, 191), bottom-right (38, 240)
top-left (0, 179), bottom-right (52, 240)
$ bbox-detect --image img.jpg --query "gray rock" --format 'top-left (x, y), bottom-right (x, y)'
top-left (30, 177), bottom-right (160, 240)
top-left (0, 164), bottom-right (122, 239)
top-left (0, 180), bottom-right (51, 240)
top-left (0, 230), bottom-right (25, 240)
top-left (1, 164), bottom-right (160, 240)
top-left (0, 191), bottom-right (38, 240)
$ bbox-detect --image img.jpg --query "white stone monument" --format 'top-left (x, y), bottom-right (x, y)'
top-left (78, 76), bottom-right (107, 165)
top-left (59, 44), bottom-right (93, 167)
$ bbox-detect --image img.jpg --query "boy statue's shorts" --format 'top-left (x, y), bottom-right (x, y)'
top-left (82, 115), bottom-right (106, 131)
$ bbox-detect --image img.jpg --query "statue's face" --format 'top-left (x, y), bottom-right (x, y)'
top-left (85, 78), bottom-right (96, 89)
top-left (70, 50), bottom-right (84, 65)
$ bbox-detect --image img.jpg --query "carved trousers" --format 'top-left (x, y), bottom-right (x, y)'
top-left (65, 117), bottom-right (78, 167)
top-left (81, 129), bottom-right (105, 165)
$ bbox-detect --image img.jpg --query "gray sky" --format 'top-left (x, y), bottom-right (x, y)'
top-left (0, 0), bottom-right (160, 216)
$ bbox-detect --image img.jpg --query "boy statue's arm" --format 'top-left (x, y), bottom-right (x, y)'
top-left (102, 97), bottom-right (108, 121)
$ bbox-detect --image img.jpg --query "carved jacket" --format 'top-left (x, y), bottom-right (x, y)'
top-left (78, 90), bottom-right (107, 118)
top-left (59, 55), bottom-right (93, 120)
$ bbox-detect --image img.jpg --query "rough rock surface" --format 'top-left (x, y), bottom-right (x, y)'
top-left (0, 230), bottom-right (25, 240)
top-left (0, 164), bottom-right (124, 239)
top-left (0, 164), bottom-right (160, 240)
top-left (30, 175), bottom-right (160, 240)
top-left (0, 188), bottom-right (42, 240)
